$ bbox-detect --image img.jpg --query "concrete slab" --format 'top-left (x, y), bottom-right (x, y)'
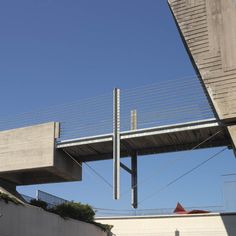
top-left (0, 122), bottom-right (82, 185)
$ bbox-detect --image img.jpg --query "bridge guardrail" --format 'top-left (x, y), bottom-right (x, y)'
top-left (0, 76), bottom-right (215, 141)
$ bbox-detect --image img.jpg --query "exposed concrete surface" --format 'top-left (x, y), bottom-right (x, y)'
top-left (0, 122), bottom-right (56, 172)
top-left (168, 0), bottom-right (236, 150)
top-left (0, 181), bottom-right (25, 203)
top-left (97, 213), bottom-right (236, 236)
top-left (0, 122), bottom-right (82, 185)
top-left (228, 125), bottom-right (236, 151)
top-left (168, 0), bottom-right (236, 121)
top-left (0, 200), bottom-right (107, 236)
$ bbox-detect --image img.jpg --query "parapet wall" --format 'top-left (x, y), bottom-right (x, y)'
top-left (97, 213), bottom-right (236, 236)
top-left (0, 200), bottom-right (107, 236)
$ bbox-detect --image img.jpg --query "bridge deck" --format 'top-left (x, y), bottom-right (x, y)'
top-left (57, 119), bottom-right (230, 162)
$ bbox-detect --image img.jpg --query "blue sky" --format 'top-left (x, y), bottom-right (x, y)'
top-left (1, 0), bottom-right (236, 211)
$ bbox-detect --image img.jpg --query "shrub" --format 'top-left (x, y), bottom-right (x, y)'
top-left (29, 199), bottom-right (113, 233)
top-left (49, 202), bottom-right (113, 232)
top-left (92, 222), bottom-right (113, 232)
top-left (49, 202), bottom-right (95, 222)
top-left (30, 199), bottom-right (48, 210)
top-left (0, 192), bottom-right (21, 205)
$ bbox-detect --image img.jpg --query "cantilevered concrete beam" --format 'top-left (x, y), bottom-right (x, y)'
top-left (0, 122), bottom-right (82, 185)
top-left (168, 0), bottom-right (236, 151)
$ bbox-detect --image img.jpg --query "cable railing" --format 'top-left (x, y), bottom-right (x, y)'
top-left (20, 191), bottom-right (225, 217)
top-left (95, 205), bottom-right (225, 217)
top-left (120, 76), bottom-right (214, 131)
top-left (0, 76), bottom-right (215, 141)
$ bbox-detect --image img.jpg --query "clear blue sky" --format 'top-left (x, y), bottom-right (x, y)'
top-left (1, 0), bottom-right (236, 211)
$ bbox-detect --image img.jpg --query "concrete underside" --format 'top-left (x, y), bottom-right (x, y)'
top-left (58, 119), bottom-right (230, 162)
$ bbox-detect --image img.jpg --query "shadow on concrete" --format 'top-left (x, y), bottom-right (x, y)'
top-left (221, 213), bottom-right (236, 236)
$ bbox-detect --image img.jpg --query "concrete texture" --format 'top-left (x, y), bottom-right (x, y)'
top-left (0, 122), bottom-right (82, 185)
top-left (0, 180), bottom-right (26, 203)
top-left (0, 200), bottom-right (108, 236)
top-left (168, 0), bottom-right (236, 149)
top-left (97, 213), bottom-right (236, 236)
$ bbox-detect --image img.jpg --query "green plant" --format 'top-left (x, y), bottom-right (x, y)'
top-left (49, 202), bottom-right (113, 232)
top-left (92, 222), bottom-right (113, 232)
top-left (49, 202), bottom-right (95, 222)
top-left (0, 192), bottom-right (113, 233)
top-left (0, 192), bottom-right (21, 205)
top-left (30, 199), bottom-right (48, 210)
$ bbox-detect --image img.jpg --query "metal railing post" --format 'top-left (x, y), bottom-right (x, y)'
top-left (113, 88), bottom-right (120, 200)
top-left (131, 109), bottom-right (137, 130)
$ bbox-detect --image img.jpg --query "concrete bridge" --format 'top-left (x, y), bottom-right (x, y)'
top-left (0, 0), bottom-right (236, 208)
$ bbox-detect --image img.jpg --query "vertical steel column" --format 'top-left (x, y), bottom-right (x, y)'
top-left (131, 109), bottom-right (138, 208)
top-left (131, 152), bottom-right (138, 208)
top-left (113, 88), bottom-right (120, 200)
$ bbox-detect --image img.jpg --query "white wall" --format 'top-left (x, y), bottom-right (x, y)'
top-left (0, 200), bottom-right (107, 236)
top-left (97, 213), bottom-right (236, 236)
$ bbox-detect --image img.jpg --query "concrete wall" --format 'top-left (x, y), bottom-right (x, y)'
top-left (0, 200), bottom-right (107, 236)
top-left (168, 0), bottom-right (236, 150)
top-left (97, 213), bottom-right (236, 236)
top-left (0, 122), bottom-right (82, 185)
